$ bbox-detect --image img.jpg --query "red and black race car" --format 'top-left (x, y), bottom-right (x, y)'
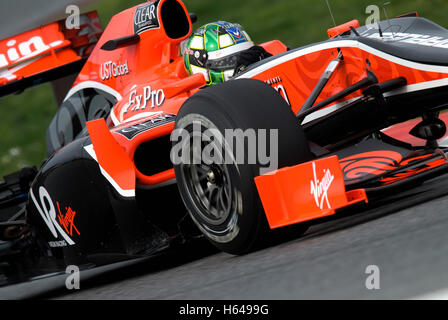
top-left (2, 0), bottom-right (448, 283)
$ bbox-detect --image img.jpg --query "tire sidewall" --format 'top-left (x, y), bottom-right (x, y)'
top-left (174, 106), bottom-right (265, 253)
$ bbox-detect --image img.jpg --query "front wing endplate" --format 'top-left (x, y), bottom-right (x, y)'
top-left (255, 155), bottom-right (368, 229)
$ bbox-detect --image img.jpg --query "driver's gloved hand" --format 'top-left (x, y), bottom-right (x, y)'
top-left (234, 46), bottom-right (272, 75)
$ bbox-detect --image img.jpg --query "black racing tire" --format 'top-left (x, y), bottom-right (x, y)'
top-left (172, 79), bottom-right (314, 255)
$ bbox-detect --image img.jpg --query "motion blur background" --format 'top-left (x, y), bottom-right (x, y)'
top-left (1, 0), bottom-right (447, 177)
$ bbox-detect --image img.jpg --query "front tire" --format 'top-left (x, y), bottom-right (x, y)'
top-left (173, 79), bottom-right (313, 254)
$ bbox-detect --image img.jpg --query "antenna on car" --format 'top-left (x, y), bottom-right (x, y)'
top-left (325, 0), bottom-right (337, 28)
top-left (382, 2), bottom-right (395, 39)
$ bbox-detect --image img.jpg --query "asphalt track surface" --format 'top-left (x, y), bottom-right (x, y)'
top-left (37, 173), bottom-right (448, 300)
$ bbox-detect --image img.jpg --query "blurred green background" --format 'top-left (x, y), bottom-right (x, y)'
top-left (1, 0), bottom-right (447, 177)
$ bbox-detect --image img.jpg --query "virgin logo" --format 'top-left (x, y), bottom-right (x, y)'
top-left (0, 36), bottom-right (63, 80)
top-left (30, 186), bottom-right (75, 245)
top-left (310, 162), bottom-right (334, 210)
top-left (0, 36), bottom-right (63, 68)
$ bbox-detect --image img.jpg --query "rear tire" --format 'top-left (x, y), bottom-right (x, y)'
top-left (173, 79), bottom-right (313, 254)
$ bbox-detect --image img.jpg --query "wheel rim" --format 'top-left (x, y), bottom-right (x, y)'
top-left (180, 128), bottom-right (234, 227)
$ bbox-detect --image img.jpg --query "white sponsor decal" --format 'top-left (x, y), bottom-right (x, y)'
top-left (0, 36), bottom-right (63, 80)
top-left (30, 186), bottom-right (75, 245)
top-left (264, 76), bottom-right (290, 105)
top-left (100, 60), bottom-right (129, 81)
top-left (118, 113), bottom-right (175, 139)
top-left (264, 76), bottom-right (282, 85)
top-left (365, 32), bottom-right (448, 49)
top-left (48, 240), bottom-right (68, 248)
top-left (134, 0), bottom-right (160, 34)
top-left (123, 85), bottom-right (166, 114)
top-left (310, 162), bottom-right (335, 210)
top-left (134, 4), bottom-right (156, 25)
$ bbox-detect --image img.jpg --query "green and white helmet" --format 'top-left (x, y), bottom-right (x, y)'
top-left (183, 21), bottom-right (254, 86)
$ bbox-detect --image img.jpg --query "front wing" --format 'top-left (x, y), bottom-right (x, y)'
top-left (255, 156), bottom-right (367, 228)
top-left (255, 149), bottom-right (448, 229)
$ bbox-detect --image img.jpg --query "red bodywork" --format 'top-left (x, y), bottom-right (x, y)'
top-left (0, 11), bottom-right (101, 86)
top-left (3, 0), bottom-right (448, 229)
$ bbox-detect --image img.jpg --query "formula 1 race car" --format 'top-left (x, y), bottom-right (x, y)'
top-left (2, 0), bottom-right (448, 285)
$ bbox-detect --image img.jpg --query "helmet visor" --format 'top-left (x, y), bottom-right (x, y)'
top-left (205, 54), bottom-right (239, 72)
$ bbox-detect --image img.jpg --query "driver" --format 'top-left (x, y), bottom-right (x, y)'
top-left (183, 21), bottom-right (272, 86)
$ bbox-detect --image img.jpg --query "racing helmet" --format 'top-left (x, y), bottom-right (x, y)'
top-left (183, 21), bottom-right (254, 86)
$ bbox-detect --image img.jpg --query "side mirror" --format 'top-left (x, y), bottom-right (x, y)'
top-left (189, 13), bottom-right (198, 24)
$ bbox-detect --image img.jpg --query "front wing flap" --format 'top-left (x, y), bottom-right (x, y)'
top-left (255, 155), bottom-right (368, 229)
